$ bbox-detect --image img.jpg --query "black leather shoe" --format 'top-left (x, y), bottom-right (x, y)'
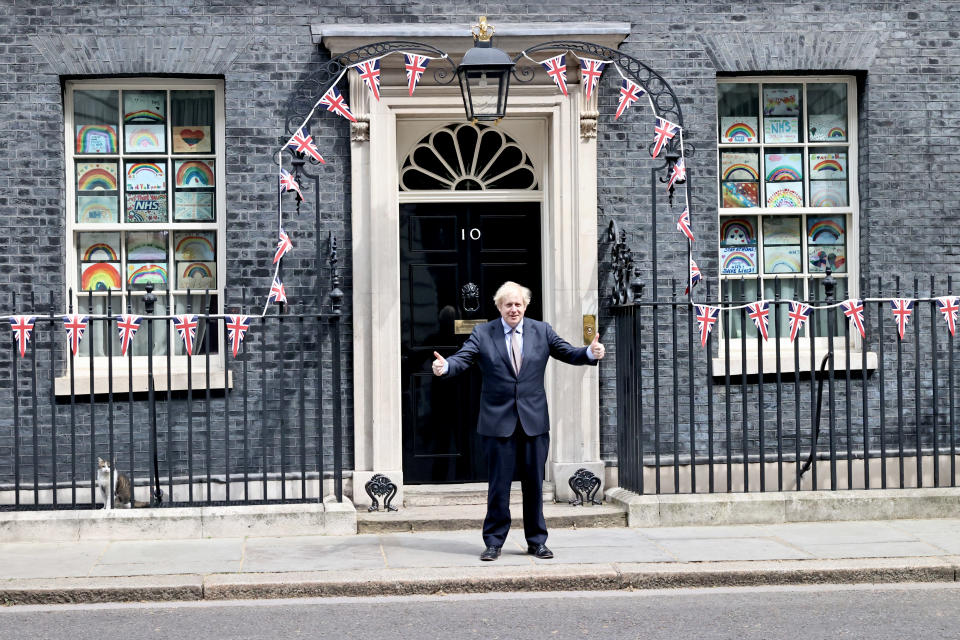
top-left (480, 545), bottom-right (501, 561)
top-left (527, 543), bottom-right (554, 559)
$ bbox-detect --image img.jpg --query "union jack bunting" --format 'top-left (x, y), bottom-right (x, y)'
top-left (578, 57), bottom-right (606, 100)
top-left (9, 315), bottom-right (35, 359)
top-left (115, 314), bottom-right (142, 357)
top-left (890, 298), bottom-right (914, 340)
top-left (319, 86), bottom-right (357, 123)
top-left (695, 305), bottom-right (720, 347)
top-left (684, 258), bottom-right (701, 295)
top-left (404, 54), bottom-right (429, 96)
top-left (615, 79), bottom-right (644, 120)
top-left (172, 314), bottom-right (199, 357)
top-left (936, 296), bottom-right (959, 336)
top-left (841, 299), bottom-right (866, 339)
top-left (269, 277), bottom-right (287, 305)
top-left (651, 117), bottom-right (680, 159)
top-left (747, 301), bottom-right (770, 341)
top-left (225, 314), bottom-right (252, 358)
top-left (62, 314), bottom-right (88, 357)
top-left (274, 228), bottom-right (293, 265)
top-left (354, 58), bottom-right (382, 101)
top-left (676, 206), bottom-right (694, 243)
top-left (541, 55), bottom-right (568, 96)
top-left (279, 168), bottom-right (303, 201)
top-left (286, 126), bottom-right (325, 164)
top-left (787, 301), bottom-right (811, 343)
top-left (666, 156), bottom-right (686, 192)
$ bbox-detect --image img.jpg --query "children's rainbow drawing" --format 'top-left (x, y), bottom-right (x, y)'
top-left (767, 187), bottom-right (804, 208)
top-left (828, 127), bottom-right (846, 138)
top-left (813, 159), bottom-right (843, 173)
top-left (125, 126), bottom-right (164, 153)
top-left (721, 182), bottom-right (758, 208)
top-left (181, 262), bottom-right (214, 279)
top-left (124, 109), bottom-right (163, 123)
top-left (810, 181), bottom-right (848, 207)
top-left (763, 246), bottom-right (802, 274)
top-left (722, 121), bottom-right (757, 143)
top-left (76, 125), bottom-right (118, 154)
top-left (807, 217), bottom-right (845, 244)
top-left (82, 242), bottom-right (119, 261)
top-left (127, 263), bottom-right (168, 286)
top-left (126, 162), bottom-right (165, 190)
top-left (77, 164), bottom-right (118, 191)
top-left (175, 160), bottom-right (214, 187)
top-left (720, 247), bottom-right (757, 275)
top-left (722, 164), bottom-right (760, 181)
top-left (808, 116), bottom-right (847, 141)
top-left (126, 233), bottom-right (168, 261)
top-left (81, 262), bottom-right (121, 290)
top-left (175, 235), bottom-right (215, 261)
top-left (77, 196), bottom-right (118, 223)
top-left (178, 262), bottom-right (216, 288)
top-left (720, 217), bottom-right (756, 245)
top-left (764, 153), bottom-right (802, 182)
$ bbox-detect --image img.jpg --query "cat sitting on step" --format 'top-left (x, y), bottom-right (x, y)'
top-left (96, 457), bottom-right (150, 509)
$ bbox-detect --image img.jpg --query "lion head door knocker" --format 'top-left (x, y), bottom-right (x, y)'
top-left (461, 282), bottom-right (480, 313)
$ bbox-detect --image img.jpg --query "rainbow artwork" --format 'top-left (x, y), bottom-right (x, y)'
top-left (175, 233), bottom-right (215, 261)
top-left (766, 184), bottom-right (804, 208)
top-left (125, 125), bottom-right (165, 153)
top-left (720, 217), bottom-right (756, 245)
top-left (807, 216), bottom-right (845, 245)
top-left (76, 125), bottom-right (118, 154)
top-left (763, 245), bottom-right (802, 274)
top-left (81, 242), bottom-right (119, 261)
top-left (126, 232), bottom-right (168, 261)
top-left (127, 263), bottom-right (169, 288)
top-left (81, 262), bottom-right (121, 291)
top-left (77, 196), bottom-right (118, 223)
top-left (808, 116), bottom-right (847, 142)
top-left (123, 92), bottom-right (165, 123)
top-left (809, 153), bottom-right (847, 178)
top-left (764, 153), bottom-right (802, 182)
top-left (175, 160), bottom-right (214, 187)
top-left (126, 162), bottom-right (166, 191)
top-left (173, 126), bottom-right (211, 153)
top-left (77, 163), bottom-right (118, 191)
top-left (721, 182), bottom-right (759, 208)
top-left (763, 87), bottom-right (800, 116)
top-left (720, 117), bottom-right (758, 143)
top-left (810, 181), bottom-right (848, 207)
top-left (720, 246), bottom-right (757, 275)
top-left (177, 261), bottom-right (216, 289)
top-left (721, 152), bottom-right (759, 181)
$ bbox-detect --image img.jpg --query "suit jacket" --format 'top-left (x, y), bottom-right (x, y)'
top-left (443, 318), bottom-right (596, 437)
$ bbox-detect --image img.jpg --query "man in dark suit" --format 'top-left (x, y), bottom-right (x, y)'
top-left (432, 281), bottom-right (605, 561)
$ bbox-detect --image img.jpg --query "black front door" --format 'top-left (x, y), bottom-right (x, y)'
top-left (400, 202), bottom-right (542, 484)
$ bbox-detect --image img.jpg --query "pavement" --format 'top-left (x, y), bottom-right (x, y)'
top-left (2, 517), bottom-right (960, 605)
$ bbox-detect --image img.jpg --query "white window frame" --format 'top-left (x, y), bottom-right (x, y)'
top-left (714, 75), bottom-right (874, 374)
top-left (59, 78), bottom-right (227, 394)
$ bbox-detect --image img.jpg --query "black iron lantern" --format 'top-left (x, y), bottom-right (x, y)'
top-left (457, 17), bottom-right (515, 122)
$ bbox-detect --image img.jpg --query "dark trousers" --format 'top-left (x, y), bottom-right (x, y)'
top-left (481, 424), bottom-right (549, 548)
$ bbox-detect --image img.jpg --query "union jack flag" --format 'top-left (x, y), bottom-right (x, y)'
top-left (9, 315), bottom-right (35, 359)
top-left (541, 55), bottom-right (568, 96)
top-left (286, 126), bottom-right (325, 164)
top-left (667, 157), bottom-right (686, 192)
top-left (615, 79), bottom-right (644, 120)
top-left (651, 117), bottom-right (680, 159)
top-left (890, 298), bottom-right (914, 340)
top-left (269, 277), bottom-right (287, 305)
top-left (274, 228), bottom-right (293, 265)
top-left (684, 258), bottom-right (701, 295)
top-left (172, 314), bottom-right (199, 357)
top-left (578, 57), bottom-right (605, 99)
top-left (676, 206), bottom-right (694, 243)
top-left (225, 314), bottom-right (252, 358)
top-left (695, 305), bottom-right (720, 347)
top-left (354, 58), bottom-right (382, 101)
top-left (319, 86), bottom-right (357, 123)
top-left (787, 301), bottom-right (811, 343)
top-left (937, 296), bottom-right (959, 337)
top-left (404, 54), bottom-right (429, 96)
top-left (279, 168), bottom-right (303, 201)
top-left (841, 299), bottom-right (866, 339)
top-left (62, 314), bottom-right (88, 356)
top-left (115, 314), bottom-right (141, 356)
top-left (747, 301), bottom-right (770, 341)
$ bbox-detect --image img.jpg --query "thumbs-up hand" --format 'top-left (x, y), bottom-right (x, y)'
top-left (589, 332), bottom-right (605, 360)
top-left (432, 351), bottom-right (447, 376)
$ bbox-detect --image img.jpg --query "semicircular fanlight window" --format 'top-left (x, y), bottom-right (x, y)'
top-left (400, 123), bottom-right (538, 191)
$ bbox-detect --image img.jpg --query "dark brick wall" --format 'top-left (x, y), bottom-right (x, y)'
top-left (0, 2), bottom-right (958, 487)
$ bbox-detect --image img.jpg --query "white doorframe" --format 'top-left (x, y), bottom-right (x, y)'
top-left (349, 79), bottom-right (603, 505)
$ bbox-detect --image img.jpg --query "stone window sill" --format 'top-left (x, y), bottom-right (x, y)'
top-left (55, 364), bottom-right (233, 397)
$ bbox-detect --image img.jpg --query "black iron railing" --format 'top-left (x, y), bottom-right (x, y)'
top-left (0, 289), bottom-right (345, 511)
top-left (612, 275), bottom-right (959, 494)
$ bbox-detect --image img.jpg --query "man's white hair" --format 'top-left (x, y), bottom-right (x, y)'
top-left (493, 281), bottom-right (532, 307)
